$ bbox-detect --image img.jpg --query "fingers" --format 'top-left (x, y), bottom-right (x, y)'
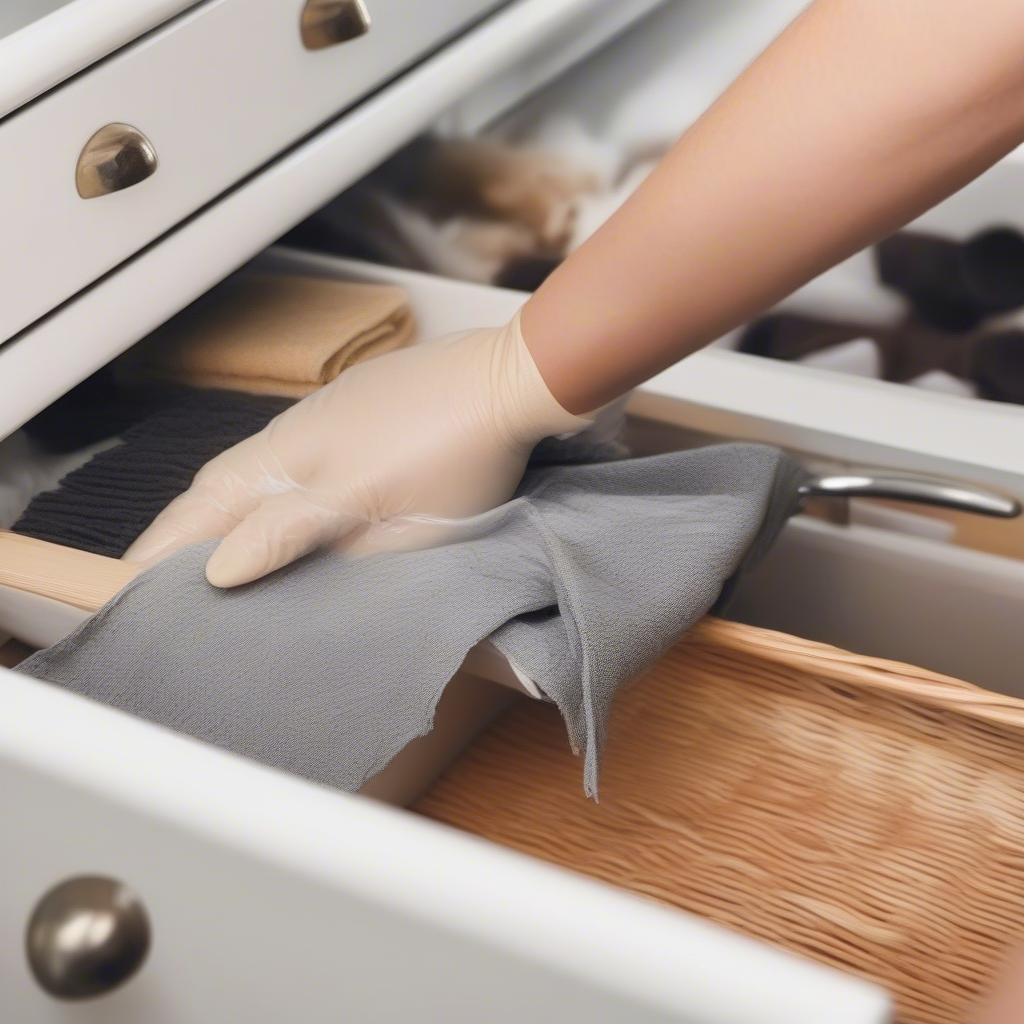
top-left (205, 491), bottom-right (363, 588)
top-left (123, 436), bottom-right (276, 566)
top-left (124, 485), bottom-right (251, 565)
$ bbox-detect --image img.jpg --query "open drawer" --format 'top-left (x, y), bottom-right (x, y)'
top-left (3, 2), bottom-right (1024, 1019)
top-left (2, 247), bottom-right (1023, 1022)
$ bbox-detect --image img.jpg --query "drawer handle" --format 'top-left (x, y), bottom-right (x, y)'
top-left (26, 875), bottom-right (150, 1000)
top-left (800, 474), bottom-right (1021, 518)
top-left (300, 0), bottom-right (371, 50)
top-left (75, 124), bottom-right (158, 199)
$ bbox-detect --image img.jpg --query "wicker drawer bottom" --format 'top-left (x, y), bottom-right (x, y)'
top-left (416, 618), bottom-right (1024, 1024)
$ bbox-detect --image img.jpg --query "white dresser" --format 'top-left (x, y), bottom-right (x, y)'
top-left (2, 2), bottom-right (1022, 1020)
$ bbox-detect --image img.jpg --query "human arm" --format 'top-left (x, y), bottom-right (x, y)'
top-left (523, 0), bottom-right (1024, 411)
top-left (128, 0), bottom-right (1024, 585)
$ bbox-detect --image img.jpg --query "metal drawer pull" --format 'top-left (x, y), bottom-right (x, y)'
top-left (300, 0), bottom-right (371, 50)
top-left (26, 875), bottom-right (150, 1000)
top-left (75, 124), bottom-right (158, 199)
top-left (800, 474), bottom-right (1021, 518)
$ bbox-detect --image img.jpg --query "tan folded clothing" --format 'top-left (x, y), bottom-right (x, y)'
top-left (120, 273), bottom-right (415, 397)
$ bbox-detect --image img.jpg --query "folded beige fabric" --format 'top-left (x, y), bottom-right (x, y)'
top-left (120, 273), bottom-right (415, 397)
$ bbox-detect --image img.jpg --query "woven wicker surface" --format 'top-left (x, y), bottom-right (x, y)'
top-left (415, 618), bottom-right (1024, 1024)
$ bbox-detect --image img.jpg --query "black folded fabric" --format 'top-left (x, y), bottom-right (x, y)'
top-left (738, 313), bottom-right (967, 383)
top-left (21, 366), bottom-right (159, 453)
top-left (738, 310), bottom-right (1024, 406)
top-left (973, 330), bottom-right (1024, 405)
top-left (13, 389), bottom-right (293, 557)
top-left (874, 227), bottom-right (1024, 331)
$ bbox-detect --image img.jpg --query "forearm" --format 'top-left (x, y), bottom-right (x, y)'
top-left (522, 0), bottom-right (1024, 412)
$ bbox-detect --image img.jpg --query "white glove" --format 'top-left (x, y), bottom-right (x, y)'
top-left (125, 312), bottom-right (588, 587)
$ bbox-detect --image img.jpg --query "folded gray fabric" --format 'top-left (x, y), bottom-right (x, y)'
top-left (20, 444), bottom-right (805, 797)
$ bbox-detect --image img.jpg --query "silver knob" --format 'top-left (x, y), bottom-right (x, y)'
top-left (75, 124), bottom-right (158, 199)
top-left (300, 0), bottom-right (371, 50)
top-left (26, 875), bottom-right (151, 1000)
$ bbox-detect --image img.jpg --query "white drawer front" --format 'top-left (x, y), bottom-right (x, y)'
top-left (0, 1), bottom-right (200, 117)
top-left (0, 671), bottom-right (888, 1023)
top-left (0, 0), bottom-right (669, 438)
top-left (0, 0), bottom-right (502, 343)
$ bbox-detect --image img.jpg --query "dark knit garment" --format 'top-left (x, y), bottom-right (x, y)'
top-left (13, 389), bottom-right (293, 557)
top-left (22, 366), bottom-right (159, 453)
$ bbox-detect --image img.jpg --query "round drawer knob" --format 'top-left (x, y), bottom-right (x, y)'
top-left (75, 123), bottom-right (158, 199)
top-left (26, 875), bottom-right (151, 1000)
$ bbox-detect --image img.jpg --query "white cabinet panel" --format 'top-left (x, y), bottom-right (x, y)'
top-left (0, 0), bottom-right (669, 438)
top-left (0, 0), bottom-right (503, 343)
top-left (0, 0), bottom-right (200, 116)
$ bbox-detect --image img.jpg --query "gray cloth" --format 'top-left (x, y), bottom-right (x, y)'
top-left (20, 444), bottom-right (805, 797)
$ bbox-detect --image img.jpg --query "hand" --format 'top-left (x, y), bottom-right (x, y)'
top-left (125, 314), bottom-right (586, 587)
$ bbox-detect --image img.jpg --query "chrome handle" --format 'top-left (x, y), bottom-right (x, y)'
top-left (26, 876), bottom-right (150, 1000)
top-left (799, 474), bottom-right (1021, 519)
top-left (75, 124), bottom-right (157, 199)
top-left (300, 0), bottom-right (371, 50)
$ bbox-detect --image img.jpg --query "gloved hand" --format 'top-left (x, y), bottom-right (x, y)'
top-left (125, 312), bottom-right (588, 587)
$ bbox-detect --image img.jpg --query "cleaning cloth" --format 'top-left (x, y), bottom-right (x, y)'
top-left (19, 444), bottom-right (805, 797)
top-left (117, 273), bottom-right (415, 397)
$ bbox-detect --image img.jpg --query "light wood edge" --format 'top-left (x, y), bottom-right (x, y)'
top-left (0, 531), bottom-right (139, 612)
top-left (688, 618), bottom-right (1024, 728)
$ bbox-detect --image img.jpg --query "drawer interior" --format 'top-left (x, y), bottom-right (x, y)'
top-left (2, 245), bottom-right (1022, 818)
top-left (2, 243), bottom-right (1022, 684)
top-left (1, 246), bottom-right (1017, 1023)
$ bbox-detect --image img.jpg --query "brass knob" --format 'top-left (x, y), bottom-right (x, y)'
top-left (300, 0), bottom-right (371, 50)
top-left (26, 875), bottom-right (151, 1000)
top-left (75, 123), bottom-right (158, 199)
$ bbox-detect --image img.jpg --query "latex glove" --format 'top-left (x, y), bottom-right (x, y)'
top-left (125, 312), bottom-right (587, 587)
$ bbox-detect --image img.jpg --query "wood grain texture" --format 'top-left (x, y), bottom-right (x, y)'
top-left (0, 531), bottom-right (138, 611)
top-left (417, 619), bottom-right (1024, 1024)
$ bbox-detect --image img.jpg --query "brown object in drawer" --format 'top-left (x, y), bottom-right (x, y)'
top-left (416, 618), bottom-right (1024, 1024)
top-left (0, 639), bottom-right (35, 668)
top-left (117, 273), bottom-right (415, 398)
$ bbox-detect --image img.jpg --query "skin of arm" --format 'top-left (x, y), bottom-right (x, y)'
top-left (522, 0), bottom-right (1024, 413)
top-left (529, 8), bottom-right (1024, 1016)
